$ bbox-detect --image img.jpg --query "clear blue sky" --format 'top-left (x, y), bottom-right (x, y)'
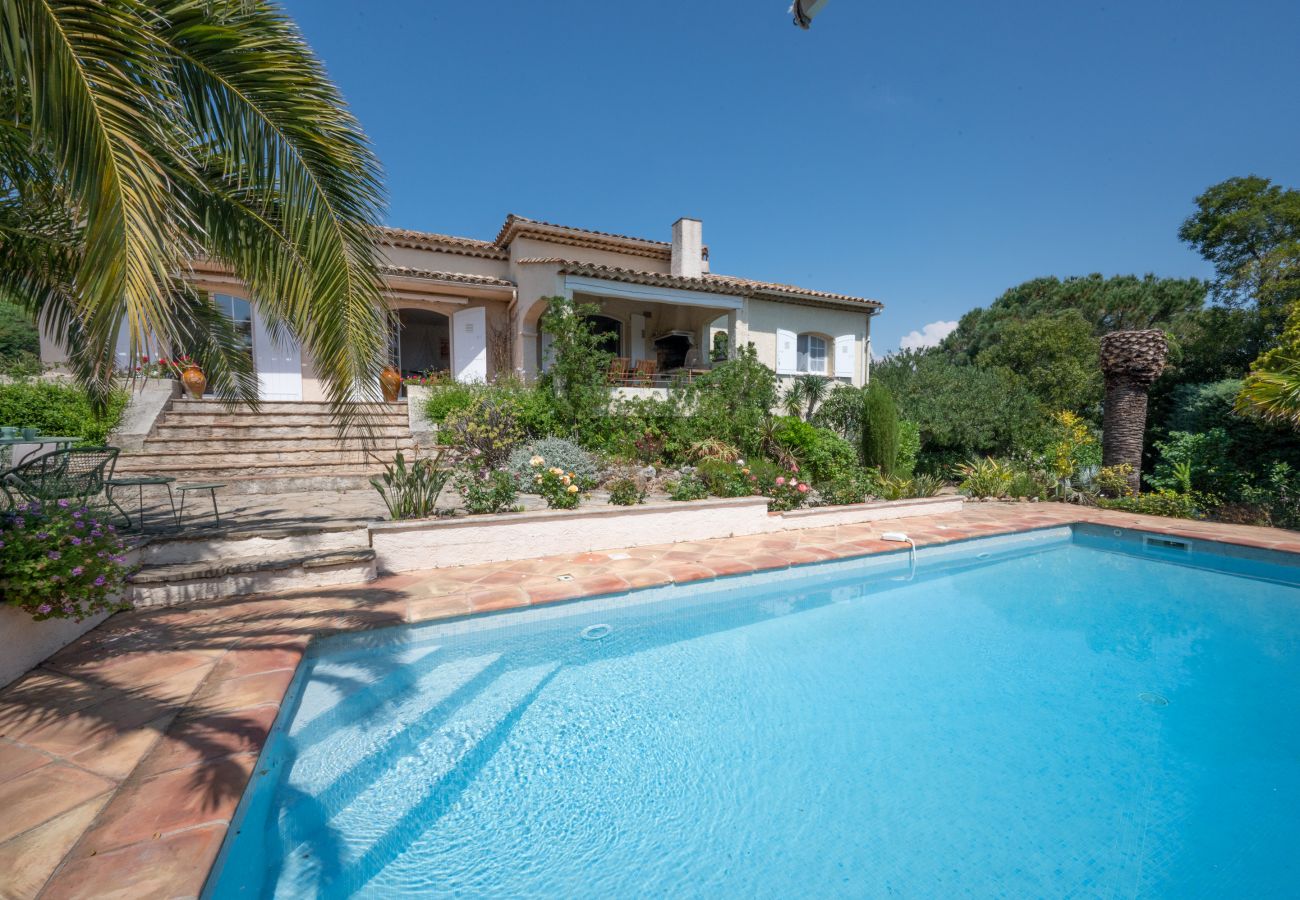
top-left (282, 0), bottom-right (1300, 354)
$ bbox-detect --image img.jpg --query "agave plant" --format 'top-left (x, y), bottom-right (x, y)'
top-left (0, 0), bottom-right (388, 416)
top-left (955, 457), bottom-right (1014, 499)
top-left (371, 451), bottom-right (449, 520)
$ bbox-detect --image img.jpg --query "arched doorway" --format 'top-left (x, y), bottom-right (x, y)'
top-left (394, 308), bottom-right (451, 378)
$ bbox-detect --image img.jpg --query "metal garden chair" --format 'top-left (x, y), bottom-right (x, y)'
top-left (1, 447), bottom-right (125, 519)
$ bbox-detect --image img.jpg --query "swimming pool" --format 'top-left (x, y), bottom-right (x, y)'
top-left (208, 525), bottom-right (1300, 898)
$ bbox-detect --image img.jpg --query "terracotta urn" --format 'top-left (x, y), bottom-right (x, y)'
top-left (379, 365), bottom-right (403, 403)
top-left (180, 363), bottom-right (207, 400)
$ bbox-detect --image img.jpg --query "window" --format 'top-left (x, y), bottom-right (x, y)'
top-left (796, 333), bottom-right (827, 374)
top-left (212, 293), bottom-right (254, 365)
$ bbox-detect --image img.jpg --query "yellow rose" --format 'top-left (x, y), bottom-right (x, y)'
top-left (534, 475), bottom-right (543, 484)
top-left (567, 484), bottom-right (579, 494)
top-left (549, 467), bottom-right (562, 476)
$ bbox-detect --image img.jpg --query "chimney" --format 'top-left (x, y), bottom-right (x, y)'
top-left (671, 217), bottom-right (703, 279)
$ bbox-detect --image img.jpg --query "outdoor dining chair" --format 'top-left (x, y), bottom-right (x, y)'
top-left (0, 446), bottom-right (125, 520)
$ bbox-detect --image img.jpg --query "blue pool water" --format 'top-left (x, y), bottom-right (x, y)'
top-left (209, 526), bottom-right (1300, 898)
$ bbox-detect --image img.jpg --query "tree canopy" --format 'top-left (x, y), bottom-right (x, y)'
top-left (0, 0), bottom-right (388, 414)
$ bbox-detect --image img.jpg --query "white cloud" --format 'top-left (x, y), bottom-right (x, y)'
top-left (899, 320), bottom-right (958, 352)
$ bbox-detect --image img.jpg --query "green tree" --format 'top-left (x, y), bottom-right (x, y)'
top-left (974, 309), bottom-right (1102, 414)
top-left (872, 349), bottom-right (1048, 466)
top-left (1179, 175), bottom-right (1300, 323)
top-left (678, 345), bottom-right (778, 459)
top-left (943, 274), bottom-right (1206, 359)
top-left (860, 382), bottom-right (899, 475)
top-left (0, 298), bottom-right (38, 361)
top-left (538, 296), bottom-right (613, 442)
top-left (0, 0), bottom-right (388, 413)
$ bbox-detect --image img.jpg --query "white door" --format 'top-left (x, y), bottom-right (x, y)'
top-left (629, 313), bottom-right (649, 363)
top-left (452, 306), bottom-right (487, 382)
top-left (251, 308), bottom-right (303, 401)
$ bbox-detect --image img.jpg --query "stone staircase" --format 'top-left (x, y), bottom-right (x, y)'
top-left (129, 521), bottom-right (377, 607)
top-left (113, 398), bottom-right (418, 494)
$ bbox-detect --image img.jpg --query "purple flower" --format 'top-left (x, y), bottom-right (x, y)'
top-left (71, 510), bottom-right (82, 519)
top-left (47, 550), bottom-right (60, 560)
top-left (13, 517), bottom-right (24, 529)
top-left (71, 537), bottom-right (82, 546)
top-left (71, 566), bottom-right (83, 576)
top-left (93, 575), bottom-right (106, 586)
top-left (36, 531), bottom-right (49, 540)
top-left (74, 520), bottom-right (85, 530)
top-left (58, 499), bottom-right (70, 508)
top-left (37, 604), bottom-right (52, 614)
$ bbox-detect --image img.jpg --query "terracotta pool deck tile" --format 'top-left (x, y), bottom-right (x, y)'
top-left (74, 753), bottom-right (257, 857)
top-left (467, 587), bottom-right (531, 614)
top-left (207, 645), bottom-right (304, 682)
top-left (617, 568), bottom-right (675, 589)
top-left (42, 822), bottom-right (228, 900)
top-left (135, 705), bottom-right (281, 780)
top-left (406, 594), bottom-right (471, 623)
top-left (702, 557), bottom-right (759, 577)
top-left (665, 562), bottom-right (718, 583)
top-left (186, 669), bottom-right (297, 718)
top-left (0, 793), bottom-right (109, 900)
top-left (0, 764), bottom-right (114, 845)
top-left (0, 739), bottom-right (51, 785)
top-left (65, 714), bottom-right (175, 781)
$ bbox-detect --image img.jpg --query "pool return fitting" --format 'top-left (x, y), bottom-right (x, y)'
top-left (881, 532), bottom-right (917, 581)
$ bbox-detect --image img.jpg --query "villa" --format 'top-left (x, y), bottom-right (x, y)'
top-left (39, 215), bottom-right (883, 398)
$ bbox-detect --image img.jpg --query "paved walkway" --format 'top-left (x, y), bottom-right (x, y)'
top-left (1, 503), bottom-right (1297, 898)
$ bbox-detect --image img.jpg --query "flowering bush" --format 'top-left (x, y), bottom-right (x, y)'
top-left (760, 463), bottom-right (811, 512)
top-left (606, 476), bottom-right (647, 506)
top-left (528, 456), bottom-right (590, 509)
top-left (666, 470), bottom-right (709, 501)
top-left (0, 501), bottom-right (132, 621)
top-left (443, 395), bottom-right (522, 468)
top-left (454, 465), bottom-right (519, 515)
top-left (509, 438), bottom-right (600, 491)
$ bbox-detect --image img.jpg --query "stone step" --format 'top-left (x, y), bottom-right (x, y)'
top-left (166, 400), bottom-right (405, 416)
top-left (155, 412), bottom-right (410, 428)
top-left (138, 522), bottom-right (372, 565)
top-left (150, 424), bottom-right (416, 440)
top-left (128, 547), bottom-right (377, 607)
top-left (139, 436), bottom-right (419, 454)
top-left (113, 456), bottom-right (408, 478)
top-left (118, 448), bottom-right (408, 466)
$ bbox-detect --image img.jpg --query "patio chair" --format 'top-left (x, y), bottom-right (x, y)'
top-left (631, 359), bottom-right (658, 387)
top-left (1, 447), bottom-right (125, 518)
top-left (607, 357), bottom-right (631, 385)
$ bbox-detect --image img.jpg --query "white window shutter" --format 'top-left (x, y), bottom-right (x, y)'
top-left (776, 328), bottom-right (797, 375)
top-left (834, 334), bottom-right (855, 378)
top-left (452, 306), bottom-right (487, 382)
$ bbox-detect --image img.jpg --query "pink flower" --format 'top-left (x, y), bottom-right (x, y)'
top-left (775, 476), bottom-right (785, 486)
top-left (797, 483), bottom-right (809, 493)
top-left (790, 464), bottom-right (799, 473)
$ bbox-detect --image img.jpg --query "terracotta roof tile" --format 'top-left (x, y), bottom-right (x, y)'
top-left (517, 258), bottom-right (880, 308)
top-left (495, 215), bottom-right (677, 260)
top-left (376, 226), bottom-right (508, 260)
top-left (379, 265), bottom-right (515, 288)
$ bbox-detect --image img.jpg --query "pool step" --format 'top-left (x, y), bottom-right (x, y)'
top-left (277, 662), bottom-right (559, 893)
top-left (128, 546), bottom-right (377, 607)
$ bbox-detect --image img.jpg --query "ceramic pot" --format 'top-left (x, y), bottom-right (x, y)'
top-left (181, 363), bottom-right (207, 400)
top-left (379, 365), bottom-right (403, 403)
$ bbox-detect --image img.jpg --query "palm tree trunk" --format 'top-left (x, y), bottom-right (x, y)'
top-left (1102, 375), bottom-right (1149, 493)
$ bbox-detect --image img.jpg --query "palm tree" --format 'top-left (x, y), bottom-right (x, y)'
top-left (0, 0), bottom-right (388, 415)
top-left (783, 373), bottom-right (830, 421)
top-left (1237, 351), bottom-right (1300, 425)
top-left (1100, 330), bottom-right (1168, 493)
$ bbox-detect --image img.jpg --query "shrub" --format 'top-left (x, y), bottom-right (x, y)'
top-left (813, 384), bottom-right (865, 442)
top-left (526, 456), bottom-right (591, 509)
top-left (1095, 464), bottom-right (1135, 498)
top-left (1099, 489), bottom-right (1205, 520)
top-left (1007, 467), bottom-right (1055, 500)
top-left (1147, 429), bottom-right (1239, 498)
top-left (860, 382), bottom-right (899, 475)
top-left (877, 472), bottom-right (946, 501)
top-left (666, 471), bottom-right (709, 501)
top-left (677, 346), bottom-right (777, 457)
top-left (696, 459), bottom-right (757, 498)
top-left (896, 420), bottom-right (921, 479)
top-left (687, 438), bottom-right (741, 463)
top-left (371, 451), bottom-right (449, 520)
top-left (819, 468), bottom-right (877, 505)
top-left (0, 501), bottom-right (133, 621)
top-left (759, 464), bottom-right (811, 512)
top-left (508, 438), bottom-right (600, 492)
top-left (0, 380), bottom-right (128, 445)
top-left (771, 417), bottom-right (859, 485)
top-left (1044, 410), bottom-right (1098, 481)
top-left (454, 466), bottom-right (518, 515)
top-left (956, 457), bottom-right (1014, 499)
top-left (909, 473), bottom-right (946, 497)
top-left (538, 296), bottom-right (614, 442)
top-left (422, 380), bottom-right (480, 425)
top-left (442, 394), bottom-right (522, 468)
top-left (606, 476), bottom-right (648, 506)
top-left (1240, 461), bottom-right (1300, 530)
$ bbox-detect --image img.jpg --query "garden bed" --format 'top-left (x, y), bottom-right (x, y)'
top-left (369, 494), bottom-right (963, 572)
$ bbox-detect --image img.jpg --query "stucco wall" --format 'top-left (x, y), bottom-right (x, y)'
top-left (380, 245), bottom-right (511, 280)
top-left (745, 297), bottom-right (872, 387)
top-left (508, 235), bottom-right (672, 274)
